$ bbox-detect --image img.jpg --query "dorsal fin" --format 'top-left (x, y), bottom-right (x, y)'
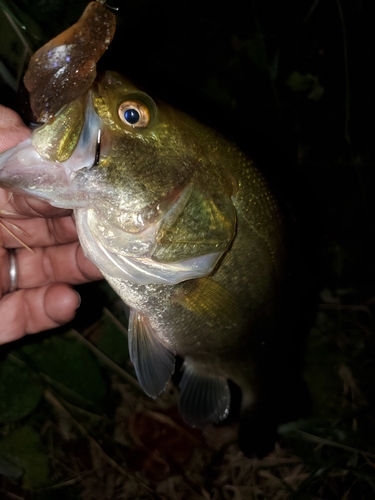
top-left (128, 309), bottom-right (175, 398)
top-left (178, 359), bottom-right (230, 428)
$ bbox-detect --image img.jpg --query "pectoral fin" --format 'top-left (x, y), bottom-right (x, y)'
top-left (128, 309), bottom-right (175, 398)
top-left (179, 359), bottom-right (230, 427)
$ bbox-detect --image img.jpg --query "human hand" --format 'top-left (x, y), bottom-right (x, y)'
top-left (0, 104), bottom-right (103, 344)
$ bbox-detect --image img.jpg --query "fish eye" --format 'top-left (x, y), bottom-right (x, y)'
top-left (118, 100), bottom-right (150, 128)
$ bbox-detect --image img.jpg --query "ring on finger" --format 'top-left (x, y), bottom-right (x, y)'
top-left (8, 248), bottom-right (18, 293)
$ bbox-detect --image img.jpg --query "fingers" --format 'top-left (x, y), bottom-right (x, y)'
top-left (0, 105), bottom-right (30, 152)
top-left (1, 244), bottom-right (103, 294)
top-left (0, 212), bottom-right (78, 249)
top-left (0, 104), bottom-right (70, 219)
top-left (18, 242), bottom-right (103, 287)
top-left (0, 244), bottom-right (103, 345)
top-left (0, 283), bottom-right (81, 344)
top-left (10, 193), bottom-right (72, 218)
top-left (0, 105), bottom-right (105, 345)
top-left (0, 189), bottom-right (72, 219)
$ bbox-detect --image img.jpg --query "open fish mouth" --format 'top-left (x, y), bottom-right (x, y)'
top-left (0, 92), bottom-right (102, 209)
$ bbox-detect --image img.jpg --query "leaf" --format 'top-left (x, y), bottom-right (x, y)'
top-left (286, 71), bottom-right (324, 100)
top-left (303, 318), bottom-right (346, 419)
top-left (0, 355), bottom-right (43, 423)
top-left (0, 425), bottom-right (49, 489)
top-left (96, 315), bottom-right (129, 367)
top-left (0, 453), bottom-right (23, 480)
top-left (21, 333), bottom-right (108, 406)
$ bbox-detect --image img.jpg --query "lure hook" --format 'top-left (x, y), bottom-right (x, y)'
top-left (93, 129), bottom-right (101, 167)
top-left (96, 0), bottom-right (119, 11)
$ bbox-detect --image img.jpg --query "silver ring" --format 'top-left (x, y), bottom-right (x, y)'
top-left (8, 249), bottom-right (18, 293)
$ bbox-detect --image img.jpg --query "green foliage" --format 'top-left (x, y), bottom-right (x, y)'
top-left (286, 71), bottom-right (325, 100)
top-left (0, 453), bottom-right (23, 480)
top-left (20, 333), bottom-right (108, 407)
top-left (96, 315), bottom-right (129, 367)
top-left (0, 355), bottom-right (43, 423)
top-left (0, 0), bottom-right (43, 90)
top-left (0, 425), bottom-right (49, 489)
top-left (303, 317), bottom-right (347, 419)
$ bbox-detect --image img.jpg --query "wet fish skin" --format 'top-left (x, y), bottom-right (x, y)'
top-left (0, 70), bottom-right (286, 427)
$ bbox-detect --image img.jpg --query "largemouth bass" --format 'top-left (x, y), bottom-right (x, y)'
top-left (0, 2), bottom-right (287, 428)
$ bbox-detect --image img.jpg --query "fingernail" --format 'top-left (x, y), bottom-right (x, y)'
top-left (75, 291), bottom-right (81, 309)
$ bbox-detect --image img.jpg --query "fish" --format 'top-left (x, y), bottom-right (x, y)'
top-left (0, 1), bottom-right (287, 429)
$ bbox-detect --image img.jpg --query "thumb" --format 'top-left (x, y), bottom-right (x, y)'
top-left (0, 105), bottom-right (71, 218)
top-left (0, 104), bottom-right (31, 153)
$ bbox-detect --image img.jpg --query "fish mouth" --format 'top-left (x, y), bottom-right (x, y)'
top-left (0, 92), bottom-right (102, 209)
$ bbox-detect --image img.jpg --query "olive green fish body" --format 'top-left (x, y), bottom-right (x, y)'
top-left (85, 73), bottom-right (286, 423)
top-left (0, 71), bottom-right (286, 427)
